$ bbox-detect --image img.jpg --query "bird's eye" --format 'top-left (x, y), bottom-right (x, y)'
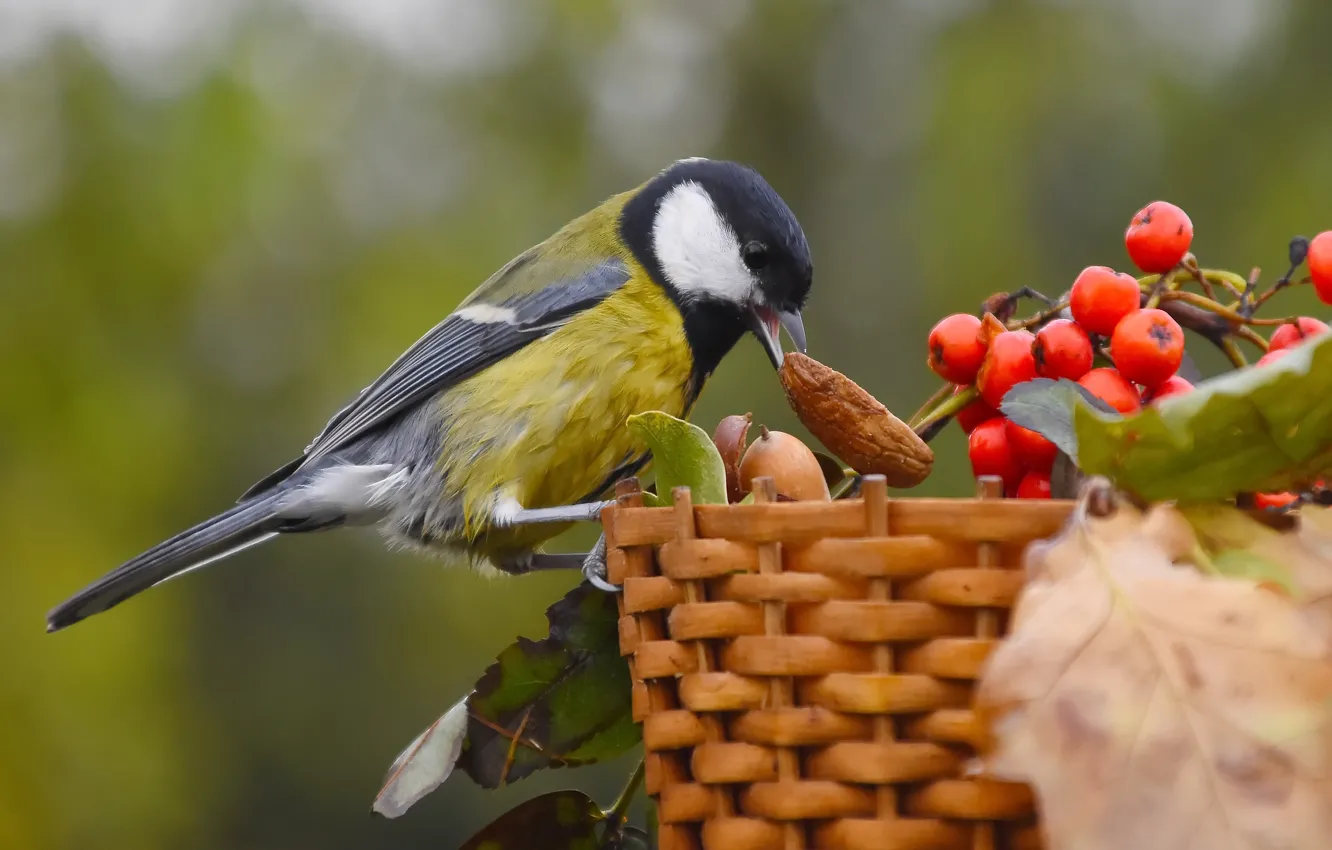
top-left (741, 241), bottom-right (769, 271)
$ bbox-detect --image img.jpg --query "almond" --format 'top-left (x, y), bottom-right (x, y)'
top-left (779, 352), bottom-right (933, 488)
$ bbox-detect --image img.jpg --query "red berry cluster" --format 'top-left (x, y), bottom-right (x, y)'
top-left (923, 203), bottom-right (1332, 502)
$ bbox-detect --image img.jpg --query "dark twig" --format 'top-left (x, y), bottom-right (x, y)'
top-left (1158, 300), bottom-right (1248, 368)
top-left (1184, 260), bottom-right (1217, 301)
top-left (982, 286), bottom-right (1055, 323)
top-left (1008, 298), bottom-right (1070, 331)
top-left (1237, 267), bottom-right (1260, 319)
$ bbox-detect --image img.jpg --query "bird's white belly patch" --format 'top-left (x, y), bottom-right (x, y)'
top-left (280, 463), bottom-right (409, 519)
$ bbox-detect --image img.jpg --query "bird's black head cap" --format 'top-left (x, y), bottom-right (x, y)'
top-left (620, 158), bottom-right (813, 386)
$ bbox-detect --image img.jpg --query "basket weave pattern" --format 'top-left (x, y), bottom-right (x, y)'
top-left (603, 474), bottom-right (1075, 850)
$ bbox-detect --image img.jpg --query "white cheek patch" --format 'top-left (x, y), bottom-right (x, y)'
top-left (454, 304), bottom-right (518, 324)
top-left (651, 181), bottom-right (756, 305)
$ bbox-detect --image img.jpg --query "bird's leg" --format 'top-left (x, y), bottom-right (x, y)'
top-left (495, 500), bottom-right (616, 527)
top-left (503, 553), bottom-right (582, 572)
top-left (498, 535), bottom-right (617, 592)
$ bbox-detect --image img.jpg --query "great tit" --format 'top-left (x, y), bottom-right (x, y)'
top-left (47, 157), bottom-right (812, 633)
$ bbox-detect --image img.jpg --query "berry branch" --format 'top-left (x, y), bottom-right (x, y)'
top-left (919, 203), bottom-right (1332, 499)
top-left (911, 384), bottom-right (979, 438)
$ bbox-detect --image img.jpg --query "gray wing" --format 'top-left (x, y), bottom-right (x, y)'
top-left (239, 253), bottom-right (631, 500)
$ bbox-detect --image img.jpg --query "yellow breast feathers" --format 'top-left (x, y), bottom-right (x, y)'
top-left (435, 271), bottom-right (693, 549)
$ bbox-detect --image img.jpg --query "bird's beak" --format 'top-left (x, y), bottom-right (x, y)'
top-left (748, 304), bottom-right (806, 369)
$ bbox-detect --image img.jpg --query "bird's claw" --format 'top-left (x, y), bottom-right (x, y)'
top-left (582, 535), bottom-right (618, 593)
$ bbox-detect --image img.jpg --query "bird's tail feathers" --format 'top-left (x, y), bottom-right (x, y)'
top-left (46, 492), bottom-right (286, 633)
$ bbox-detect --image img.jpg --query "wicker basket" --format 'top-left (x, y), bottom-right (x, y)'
top-left (601, 473), bottom-right (1076, 850)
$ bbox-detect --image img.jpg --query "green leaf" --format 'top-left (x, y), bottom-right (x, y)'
top-left (626, 411), bottom-right (727, 504)
top-left (999, 377), bottom-right (1118, 460)
top-left (459, 790), bottom-right (604, 850)
top-left (610, 825), bottom-right (651, 850)
top-left (1181, 504), bottom-right (1312, 595)
top-left (1075, 335), bottom-right (1332, 502)
top-left (813, 451), bottom-right (850, 491)
top-left (1210, 550), bottom-right (1298, 595)
top-left (461, 582), bottom-right (638, 788)
top-left (372, 693), bottom-right (470, 818)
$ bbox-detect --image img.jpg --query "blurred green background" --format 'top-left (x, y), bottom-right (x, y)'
top-left (3, 1), bottom-right (1332, 848)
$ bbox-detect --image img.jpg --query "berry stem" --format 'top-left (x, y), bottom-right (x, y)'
top-left (912, 384), bottom-right (979, 437)
top-left (1219, 336), bottom-right (1248, 369)
top-left (1234, 325), bottom-right (1270, 353)
top-left (1158, 286), bottom-right (1302, 329)
top-left (1137, 268), bottom-right (1247, 298)
top-left (906, 381), bottom-right (953, 429)
top-left (1202, 268), bottom-right (1250, 297)
top-left (1159, 289), bottom-right (1251, 324)
top-left (1143, 267), bottom-right (1179, 310)
top-left (1006, 298), bottom-right (1070, 331)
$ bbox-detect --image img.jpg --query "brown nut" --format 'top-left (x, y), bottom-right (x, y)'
top-left (779, 352), bottom-right (934, 488)
top-left (712, 413), bottom-right (753, 504)
top-left (739, 427), bottom-right (831, 502)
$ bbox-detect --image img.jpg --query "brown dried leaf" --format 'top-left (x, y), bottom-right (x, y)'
top-left (977, 479), bottom-right (1332, 850)
top-left (778, 353), bottom-right (933, 488)
top-left (1290, 506), bottom-right (1332, 608)
top-left (712, 413), bottom-right (752, 503)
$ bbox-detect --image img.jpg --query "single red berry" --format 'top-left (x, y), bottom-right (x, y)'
top-left (1110, 308), bottom-right (1185, 388)
top-left (1309, 231), bottom-right (1332, 305)
top-left (976, 330), bottom-right (1037, 408)
top-left (1145, 375), bottom-right (1193, 402)
top-left (1125, 201), bottom-right (1193, 273)
top-left (1078, 368), bottom-right (1142, 415)
top-left (1016, 471), bottom-right (1052, 500)
top-left (1033, 319), bottom-right (1094, 381)
top-left (1069, 266), bottom-right (1142, 336)
top-left (1269, 317), bottom-right (1330, 352)
top-left (1254, 492), bottom-right (1299, 510)
top-left (953, 386), bottom-right (999, 434)
top-left (1005, 420), bottom-right (1058, 474)
top-left (1257, 348), bottom-right (1290, 367)
top-left (927, 313), bottom-right (987, 384)
top-left (968, 418), bottom-right (1024, 491)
